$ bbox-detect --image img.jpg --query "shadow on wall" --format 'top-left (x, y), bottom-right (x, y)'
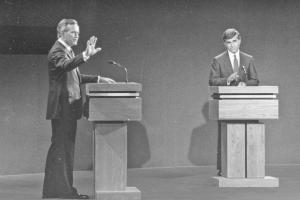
top-left (188, 101), bottom-right (218, 166)
top-left (127, 121), bottom-right (150, 168)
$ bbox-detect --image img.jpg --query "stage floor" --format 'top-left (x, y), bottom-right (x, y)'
top-left (0, 165), bottom-right (300, 200)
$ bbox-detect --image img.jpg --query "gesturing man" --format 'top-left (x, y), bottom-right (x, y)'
top-left (43, 19), bottom-right (115, 199)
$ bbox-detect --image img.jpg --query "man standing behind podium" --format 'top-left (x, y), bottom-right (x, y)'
top-left (43, 19), bottom-right (115, 199)
top-left (208, 28), bottom-right (259, 176)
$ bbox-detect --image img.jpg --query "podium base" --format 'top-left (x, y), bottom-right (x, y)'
top-left (212, 176), bottom-right (279, 187)
top-left (96, 187), bottom-right (141, 200)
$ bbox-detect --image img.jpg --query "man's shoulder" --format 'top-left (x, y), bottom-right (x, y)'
top-left (49, 41), bottom-right (64, 51)
top-left (48, 41), bottom-right (65, 58)
top-left (240, 51), bottom-right (253, 59)
top-left (214, 51), bottom-right (228, 61)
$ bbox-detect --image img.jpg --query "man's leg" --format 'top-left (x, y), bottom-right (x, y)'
top-left (42, 117), bottom-right (77, 197)
top-left (43, 97), bottom-right (78, 198)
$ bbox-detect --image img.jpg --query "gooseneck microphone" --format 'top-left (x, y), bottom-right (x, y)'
top-left (108, 60), bottom-right (128, 83)
top-left (242, 66), bottom-right (248, 80)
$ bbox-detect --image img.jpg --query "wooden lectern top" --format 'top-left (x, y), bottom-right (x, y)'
top-left (85, 82), bottom-right (142, 121)
top-left (209, 86), bottom-right (278, 96)
top-left (209, 86), bottom-right (278, 100)
top-left (209, 86), bottom-right (279, 120)
top-left (86, 82), bottom-right (142, 94)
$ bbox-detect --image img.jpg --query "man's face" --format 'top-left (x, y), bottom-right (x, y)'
top-left (224, 34), bottom-right (241, 54)
top-left (62, 24), bottom-right (79, 47)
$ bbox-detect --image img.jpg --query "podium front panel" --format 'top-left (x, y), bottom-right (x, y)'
top-left (209, 99), bottom-right (278, 120)
top-left (85, 83), bottom-right (142, 121)
top-left (208, 86), bottom-right (279, 120)
top-left (88, 97), bottom-right (142, 121)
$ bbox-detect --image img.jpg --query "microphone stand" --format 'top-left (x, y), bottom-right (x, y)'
top-left (242, 66), bottom-right (248, 81)
top-left (108, 60), bottom-right (129, 83)
top-left (123, 66), bottom-right (128, 83)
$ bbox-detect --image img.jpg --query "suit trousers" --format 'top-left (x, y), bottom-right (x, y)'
top-left (43, 98), bottom-right (82, 197)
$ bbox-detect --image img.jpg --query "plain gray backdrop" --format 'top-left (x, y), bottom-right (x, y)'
top-left (0, 0), bottom-right (299, 174)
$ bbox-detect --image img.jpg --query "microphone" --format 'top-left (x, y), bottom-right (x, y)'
top-left (242, 66), bottom-right (248, 81)
top-left (108, 60), bottom-right (128, 83)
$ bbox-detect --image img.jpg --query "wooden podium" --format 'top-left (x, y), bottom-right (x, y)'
top-left (85, 83), bottom-right (142, 200)
top-left (209, 86), bottom-right (279, 187)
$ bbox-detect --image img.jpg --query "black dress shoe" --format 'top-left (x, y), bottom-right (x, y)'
top-left (217, 170), bottom-right (222, 176)
top-left (43, 194), bottom-right (89, 199)
top-left (60, 194), bottom-right (89, 199)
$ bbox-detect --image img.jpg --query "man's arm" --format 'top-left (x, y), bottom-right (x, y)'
top-left (48, 47), bottom-right (85, 72)
top-left (209, 58), bottom-right (228, 86)
top-left (80, 74), bottom-right (115, 84)
top-left (80, 36), bottom-right (115, 84)
top-left (245, 58), bottom-right (259, 86)
top-left (80, 74), bottom-right (98, 83)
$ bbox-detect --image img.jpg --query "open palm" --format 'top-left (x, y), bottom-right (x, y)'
top-left (86, 36), bottom-right (102, 57)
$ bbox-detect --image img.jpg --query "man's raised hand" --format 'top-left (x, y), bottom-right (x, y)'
top-left (85, 36), bottom-right (102, 57)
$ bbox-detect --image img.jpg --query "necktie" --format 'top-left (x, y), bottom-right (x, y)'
top-left (233, 54), bottom-right (239, 72)
top-left (67, 49), bottom-right (81, 103)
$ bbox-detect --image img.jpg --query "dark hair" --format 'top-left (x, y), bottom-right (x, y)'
top-left (222, 28), bottom-right (241, 41)
top-left (57, 19), bottom-right (78, 38)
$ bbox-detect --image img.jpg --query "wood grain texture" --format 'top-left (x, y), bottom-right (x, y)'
top-left (94, 123), bottom-right (127, 191)
top-left (85, 82), bottom-right (142, 121)
top-left (247, 123), bottom-right (265, 178)
top-left (96, 187), bottom-right (141, 200)
top-left (88, 98), bottom-right (142, 121)
top-left (213, 176), bottom-right (279, 187)
top-left (218, 94), bottom-right (277, 99)
top-left (221, 123), bottom-right (245, 178)
top-left (209, 99), bottom-right (278, 120)
top-left (86, 82), bottom-right (142, 94)
top-left (209, 86), bottom-right (278, 96)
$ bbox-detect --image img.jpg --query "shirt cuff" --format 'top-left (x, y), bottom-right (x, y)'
top-left (82, 51), bottom-right (90, 62)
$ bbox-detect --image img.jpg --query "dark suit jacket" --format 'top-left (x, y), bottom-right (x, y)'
top-left (209, 51), bottom-right (259, 86)
top-left (46, 41), bottom-right (98, 119)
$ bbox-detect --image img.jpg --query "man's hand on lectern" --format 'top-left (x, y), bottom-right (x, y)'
top-left (227, 72), bottom-right (239, 85)
top-left (99, 77), bottom-right (116, 84)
